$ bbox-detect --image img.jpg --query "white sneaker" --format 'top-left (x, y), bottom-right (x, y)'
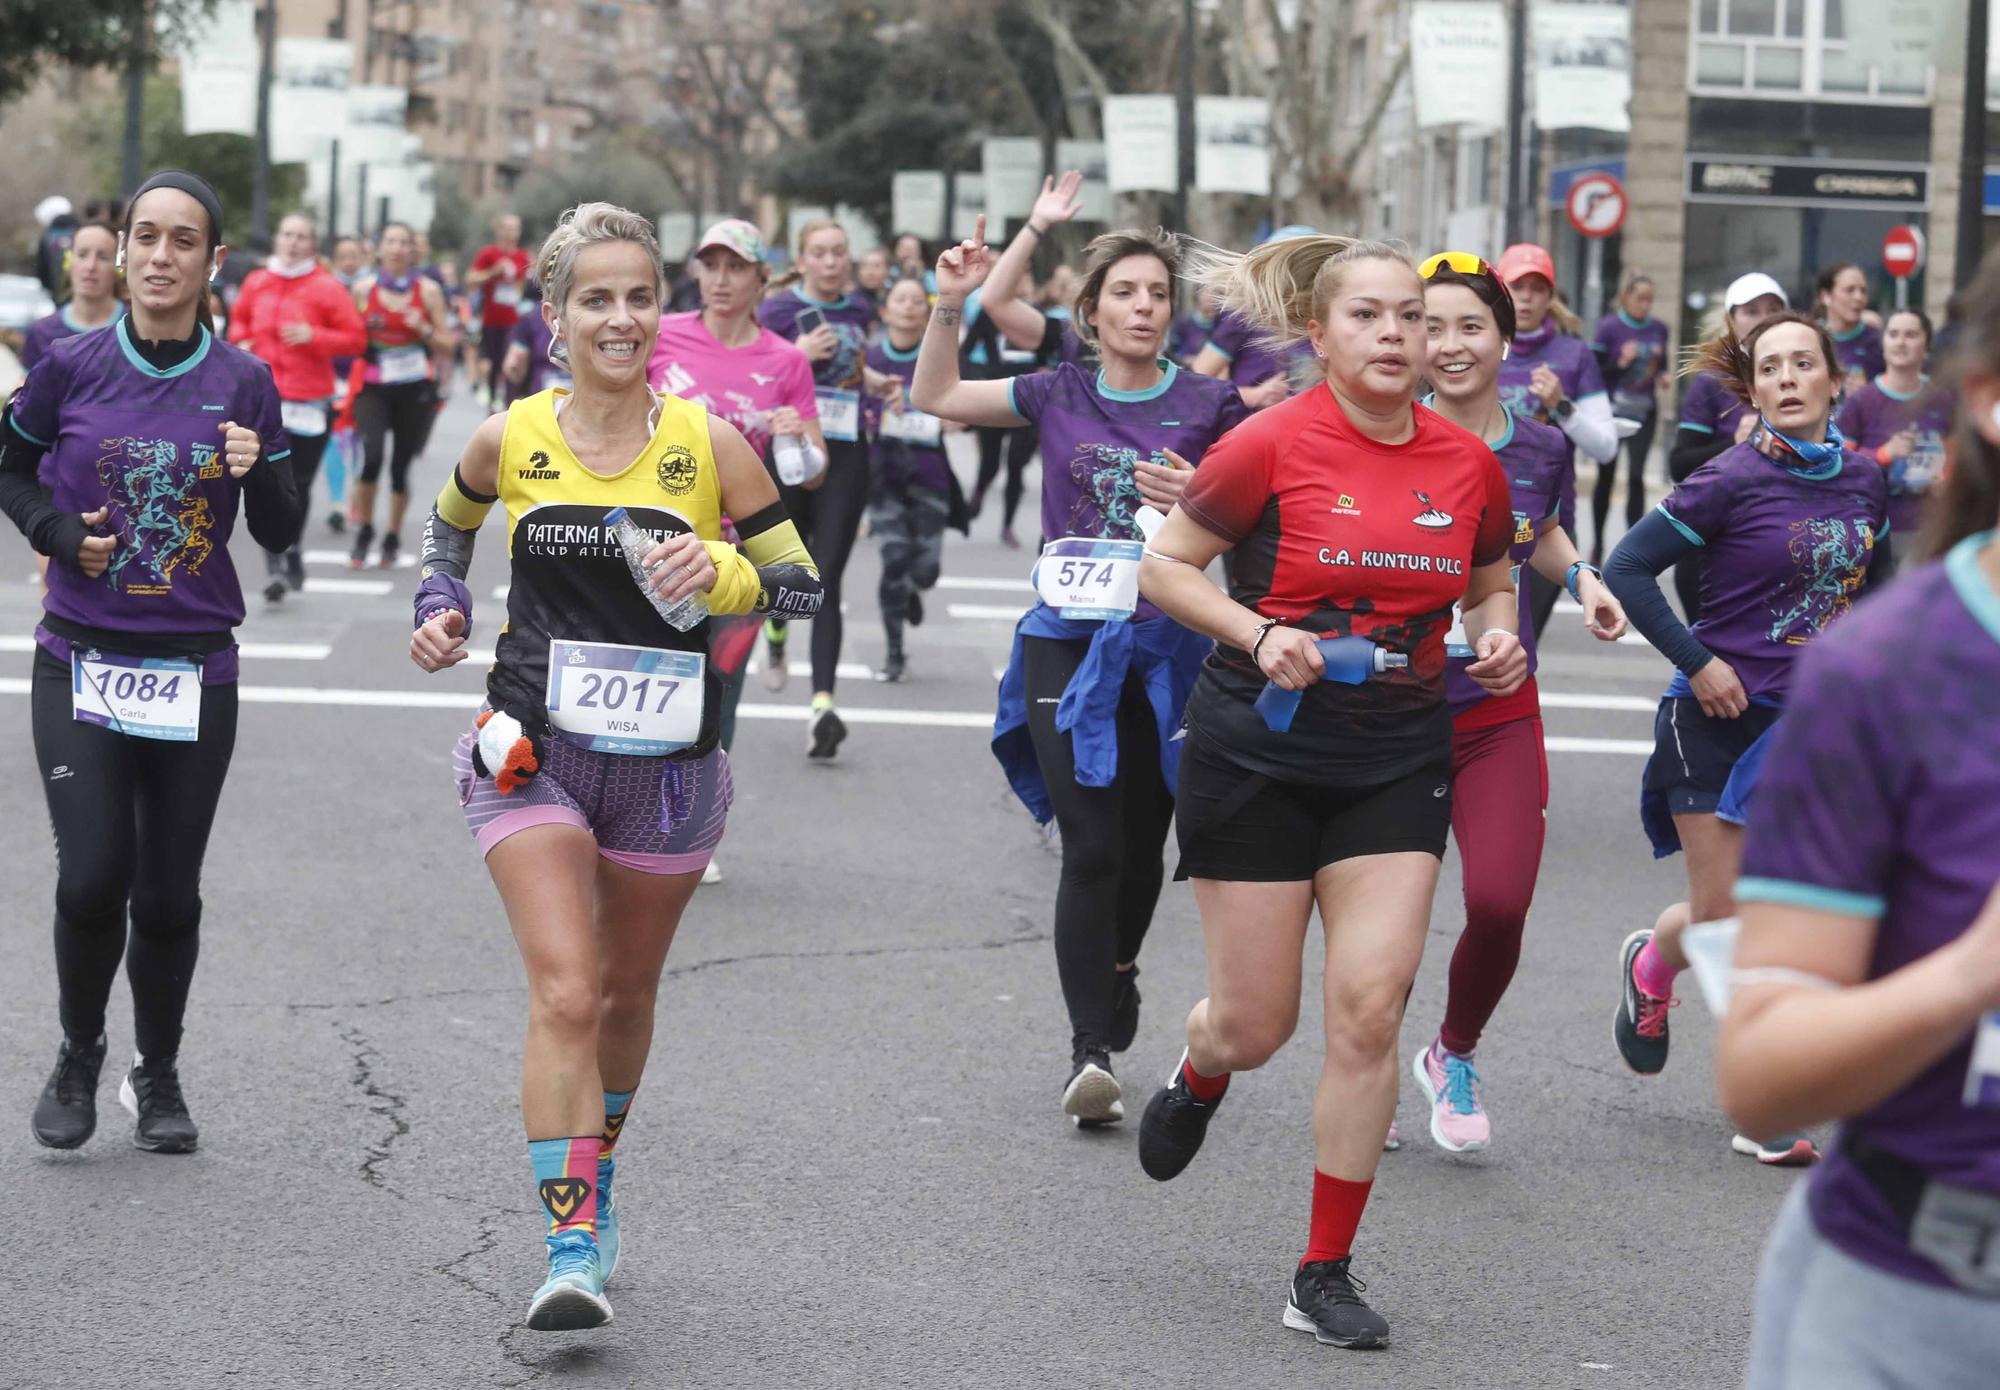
top-left (701, 859), bottom-right (722, 886)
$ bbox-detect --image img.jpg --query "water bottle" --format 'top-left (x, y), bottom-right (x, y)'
top-left (773, 432), bottom-right (808, 486)
top-left (1253, 636), bottom-right (1409, 734)
top-left (603, 507), bottom-right (708, 632)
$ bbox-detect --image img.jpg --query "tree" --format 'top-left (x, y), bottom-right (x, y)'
top-left (0, 0), bottom-right (215, 110)
top-left (67, 74), bottom-right (303, 246)
top-left (509, 134), bottom-right (687, 248)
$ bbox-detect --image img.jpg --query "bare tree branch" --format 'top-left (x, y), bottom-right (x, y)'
top-left (1336, 40), bottom-right (1410, 174)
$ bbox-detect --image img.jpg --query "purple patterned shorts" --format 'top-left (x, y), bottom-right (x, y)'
top-left (452, 716), bottom-right (732, 874)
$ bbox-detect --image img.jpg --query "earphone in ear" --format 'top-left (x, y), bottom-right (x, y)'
top-left (115, 234), bottom-right (126, 272)
top-left (209, 252), bottom-right (223, 285)
top-left (1988, 399), bottom-right (2000, 433)
top-left (1501, 342), bottom-right (1511, 361)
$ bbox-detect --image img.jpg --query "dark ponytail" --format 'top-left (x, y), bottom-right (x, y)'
top-left (1919, 252), bottom-right (2000, 560)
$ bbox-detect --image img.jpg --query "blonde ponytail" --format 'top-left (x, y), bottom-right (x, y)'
top-left (1188, 235), bottom-right (1413, 348)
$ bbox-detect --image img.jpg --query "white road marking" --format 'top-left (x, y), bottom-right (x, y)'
top-left (0, 636), bottom-right (332, 661)
top-left (935, 575), bottom-right (1033, 593)
top-left (1545, 736), bottom-right (1650, 756)
top-left (745, 659), bottom-right (876, 681)
top-left (1538, 691), bottom-right (1657, 713)
top-left (304, 577), bottom-right (395, 596)
top-left (303, 549), bottom-right (418, 571)
top-left (946, 603), bottom-right (1026, 622)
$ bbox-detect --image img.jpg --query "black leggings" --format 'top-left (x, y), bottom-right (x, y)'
top-left (778, 439), bottom-right (870, 695)
top-left (31, 651), bottom-right (239, 1059)
top-left (354, 380), bottom-right (436, 495)
top-left (1023, 636), bottom-right (1174, 1049)
top-left (1593, 413), bottom-right (1656, 555)
top-left (973, 425), bottom-right (1037, 530)
top-left (264, 430), bottom-right (329, 566)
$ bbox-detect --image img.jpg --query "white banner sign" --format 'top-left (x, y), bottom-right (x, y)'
top-left (1195, 96), bottom-right (1270, 196)
top-left (982, 138), bottom-right (1044, 225)
top-left (344, 85), bottom-right (408, 165)
top-left (1842, 1), bottom-right (1955, 93)
top-left (1410, 2), bottom-right (1510, 130)
top-left (1102, 95), bottom-right (1178, 193)
top-left (271, 38), bottom-right (353, 163)
top-left (1532, 1), bottom-right (1630, 133)
top-left (892, 171), bottom-right (947, 240)
top-left (176, 0), bottom-right (257, 137)
top-left (950, 173), bottom-right (986, 242)
top-left (1055, 139), bottom-right (1112, 222)
top-left (656, 212), bottom-right (697, 262)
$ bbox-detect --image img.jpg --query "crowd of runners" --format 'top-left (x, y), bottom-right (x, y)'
top-left (4, 167), bottom-right (1997, 1383)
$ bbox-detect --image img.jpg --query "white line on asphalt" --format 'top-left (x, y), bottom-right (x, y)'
top-left (492, 584), bottom-right (510, 601)
top-left (935, 575), bottom-right (1033, 593)
top-left (0, 636), bottom-right (333, 661)
top-left (946, 603), bottom-right (1025, 622)
top-left (305, 577), bottom-right (395, 596)
top-left (1545, 736), bottom-right (1651, 755)
top-left (1538, 691), bottom-right (1657, 712)
top-left (303, 549), bottom-right (417, 570)
top-left (745, 659), bottom-right (876, 681)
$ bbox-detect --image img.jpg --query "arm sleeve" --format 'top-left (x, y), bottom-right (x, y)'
top-left (1605, 509), bottom-right (1714, 676)
top-left (1176, 419), bottom-right (1273, 543)
top-left (0, 404), bottom-right (79, 562)
top-left (1470, 453), bottom-right (1515, 567)
top-left (702, 500), bottom-right (824, 618)
top-left (1735, 648), bottom-right (1896, 917)
top-left (238, 382), bottom-right (304, 553)
top-left (1561, 390), bottom-right (1619, 464)
top-left (413, 465), bottom-right (496, 630)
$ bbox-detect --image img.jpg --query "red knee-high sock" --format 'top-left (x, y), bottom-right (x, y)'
top-left (1302, 1171), bottom-right (1373, 1266)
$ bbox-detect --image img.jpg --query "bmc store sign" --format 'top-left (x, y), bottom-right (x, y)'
top-left (1686, 157), bottom-right (1928, 210)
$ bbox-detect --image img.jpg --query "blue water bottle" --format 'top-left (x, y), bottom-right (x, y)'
top-left (1254, 636), bottom-right (1409, 733)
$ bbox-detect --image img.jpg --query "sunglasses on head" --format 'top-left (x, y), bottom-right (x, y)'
top-left (1419, 251), bottom-right (1496, 282)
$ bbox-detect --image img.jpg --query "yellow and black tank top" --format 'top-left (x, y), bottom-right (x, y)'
top-left (488, 388), bottom-right (725, 748)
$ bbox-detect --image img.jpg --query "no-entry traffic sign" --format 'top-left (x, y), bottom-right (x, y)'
top-left (1883, 224), bottom-right (1926, 280)
top-left (1566, 172), bottom-right (1627, 239)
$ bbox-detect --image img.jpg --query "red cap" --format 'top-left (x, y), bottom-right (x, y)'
top-left (1496, 243), bottom-right (1556, 286)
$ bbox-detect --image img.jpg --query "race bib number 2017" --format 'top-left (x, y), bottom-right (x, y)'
top-left (545, 639), bottom-right (705, 755)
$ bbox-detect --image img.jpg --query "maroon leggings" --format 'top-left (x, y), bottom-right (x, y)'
top-left (1438, 714), bottom-right (1548, 1056)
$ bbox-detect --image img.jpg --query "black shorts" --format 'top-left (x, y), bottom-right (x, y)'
top-left (1174, 732), bottom-right (1453, 882)
top-left (1643, 696), bottom-right (1781, 817)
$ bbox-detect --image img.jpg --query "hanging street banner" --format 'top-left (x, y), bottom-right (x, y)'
top-left (1410, 2), bottom-right (1510, 130)
top-left (1102, 96), bottom-right (1178, 193)
top-left (271, 38), bottom-right (354, 164)
top-left (1055, 140), bottom-right (1112, 222)
top-left (1195, 96), bottom-right (1271, 196)
top-left (892, 171), bottom-right (947, 241)
top-left (1532, 1), bottom-right (1631, 134)
top-left (175, 0), bottom-right (257, 138)
top-left (982, 138), bottom-right (1045, 225)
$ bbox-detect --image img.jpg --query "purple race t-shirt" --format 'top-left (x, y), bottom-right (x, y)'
top-left (1656, 440), bottom-right (1888, 699)
top-left (1593, 312), bottom-right (1671, 419)
top-left (865, 339), bottom-right (950, 494)
top-left (1735, 534), bottom-right (2000, 1289)
top-left (1171, 311), bottom-right (1215, 366)
top-left (758, 287), bottom-right (875, 391)
top-left (9, 318), bottom-right (289, 638)
top-left (1830, 321), bottom-right (1886, 393)
top-left (506, 311), bottom-right (565, 396)
top-left (1499, 325), bottom-right (1600, 531)
top-left (1836, 377), bottom-right (1955, 538)
top-left (1678, 368), bottom-right (1752, 443)
top-left (22, 305), bottom-right (118, 371)
top-left (1443, 408), bottom-right (1571, 716)
top-left (1203, 309), bottom-right (1318, 402)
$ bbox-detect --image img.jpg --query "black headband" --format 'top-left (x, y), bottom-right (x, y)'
top-left (130, 170), bottom-right (225, 248)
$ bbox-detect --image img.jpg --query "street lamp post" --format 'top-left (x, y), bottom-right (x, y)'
top-left (1958, 0), bottom-right (1990, 289)
top-left (1174, 0), bottom-right (1195, 233)
top-left (251, 0), bottom-right (276, 246)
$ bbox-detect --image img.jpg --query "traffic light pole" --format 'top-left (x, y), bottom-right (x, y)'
top-left (1958, 0), bottom-right (1989, 289)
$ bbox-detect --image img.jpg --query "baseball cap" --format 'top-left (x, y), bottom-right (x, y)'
top-left (1261, 223), bottom-right (1319, 245)
top-left (34, 195), bottom-right (73, 229)
top-left (1496, 243), bottom-right (1556, 286)
top-left (1723, 271), bottom-right (1789, 310)
top-left (694, 218), bottom-right (765, 266)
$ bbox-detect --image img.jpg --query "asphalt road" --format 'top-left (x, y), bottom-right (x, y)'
top-left (1, 390), bottom-right (1793, 1388)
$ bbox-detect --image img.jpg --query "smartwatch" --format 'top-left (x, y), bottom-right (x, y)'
top-left (1554, 398), bottom-right (1576, 422)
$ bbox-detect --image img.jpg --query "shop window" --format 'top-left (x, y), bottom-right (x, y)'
top-left (1693, 0), bottom-right (1927, 101)
top-left (1696, 43), bottom-right (1748, 87)
top-left (1754, 46), bottom-right (1803, 90)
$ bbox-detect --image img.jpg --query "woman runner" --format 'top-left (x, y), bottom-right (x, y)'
top-left (1837, 307), bottom-right (1955, 550)
top-left (21, 221), bottom-right (121, 371)
top-left (228, 210), bottom-right (367, 602)
top-left (323, 234), bottom-right (372, 536)
top-left (1, 170), bottom-right (300, 1154)
top-left (865, 275), bottom-right (964, 682)
top-left (1722, 274), bottom-right (2000, 1387)
top-left (1817, 262), bottom-right (1884, 394)
top-left (914, 215), bottom-right (1249, 1126)
top-left (1412, 252), bottom-right (1628, 1153)
top-left (348, 221), bottom-right (451, 569)
top-left (1605, 310), bottom-right (1890, 1166)
top-left (409, 203), bottom-right (823, 1330)
top-left (758, 220), bottom-right (874, 757)
top-left (1133, 235), bottom-right (1524, 1350)
top-left (1590, 271), bottom-right (1671, 563)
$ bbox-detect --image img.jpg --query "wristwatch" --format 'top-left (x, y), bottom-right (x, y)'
top-left (1554, 398), bottom-right (1576, 422)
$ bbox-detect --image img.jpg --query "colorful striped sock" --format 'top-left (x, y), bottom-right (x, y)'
top-left (600, 1089), bottom-right (636, 1158)
top-left (528, 1136), bottom-right (601, 1239)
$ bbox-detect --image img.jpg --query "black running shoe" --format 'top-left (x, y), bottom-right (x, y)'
top-left (120, 1057), bottom-right (199, 1153)
top-left (1614, 929), bottom-right (1674, 1076)
top-left (284, 548), bottom-right (306, 591)
top-left (808, 704), bottom-right (847, 760)
top-left (1108, 966), bottom-right (1141, 1053)
top-left (31, 1034), bottom-right (106, 1149)
top-left (906, 591), bottom-right (924, 628)
top-left (262, 576), bottom-right (286, 605)
top-left (1138, 1049), bottom-right (1223, 1181)
top-left (875, 652), bottom-right (906, 684)
top-left (1284, 1257), bottom-right (1390, 1349)
top-left (379, 532), bottom-right (401, 570)
top-left (350, 522), bottom-right (374, 570)
top-left (327, 509), bottom-right (346, 535)
top-left (1062, 1040), bottom-right (1123, 1128)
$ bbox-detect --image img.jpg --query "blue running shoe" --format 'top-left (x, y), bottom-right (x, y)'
top-left (526, 1231), bottom-right (612, 1331)
top-left (596, 1158), bottom-right (620, 1284)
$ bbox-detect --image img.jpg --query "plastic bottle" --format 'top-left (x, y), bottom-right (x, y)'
top-left (603, 506), bottom-right (708, 632)
top-left (1253, 635), bottom-right (1409, 733)
top-left (773, 433), bottom-right (808, 486)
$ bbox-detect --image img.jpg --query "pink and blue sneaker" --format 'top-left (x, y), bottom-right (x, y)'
top-left (1413, 1039), bottom-right (1490, 1154)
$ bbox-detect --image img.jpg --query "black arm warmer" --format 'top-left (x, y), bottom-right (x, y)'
top-left (734, 499), bottom-right (825, 619)
top-left (0, 407), bottom-right (85, 566)
top-left (1668, 425), bottom-right (1731, 484)
top-left (240, 444), bottom-right (305, 552)
top-left (419, 502), bottom-right (479, 581)
top-left (1605, 510), bottom-right (1715, 677)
